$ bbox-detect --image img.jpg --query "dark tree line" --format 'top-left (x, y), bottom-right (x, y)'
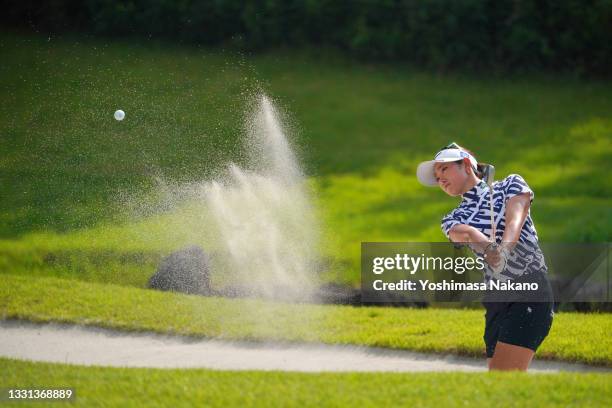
top-left (3, 0), bottom-right (611, 75)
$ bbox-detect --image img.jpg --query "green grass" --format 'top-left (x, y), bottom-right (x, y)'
top-left (2, 358), bottom-right (611, 408)
top-left (2, 275), bottom-right (611, 366)
top-left (1, 32), bottom-right (611, 285)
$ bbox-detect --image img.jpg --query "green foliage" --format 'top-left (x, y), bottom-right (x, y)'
top-left (2, 0), bottom-right (611, 75)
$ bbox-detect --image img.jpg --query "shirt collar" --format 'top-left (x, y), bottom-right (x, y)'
top-left (461, 180), bottom-right (488, 204)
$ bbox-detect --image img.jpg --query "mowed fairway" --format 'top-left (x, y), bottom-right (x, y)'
top-left (1, 31), bottom-right (611, 405)
top-left (2, 275), bottom-right (611, 366)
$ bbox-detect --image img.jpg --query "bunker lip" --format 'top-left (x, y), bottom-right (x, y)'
top-left (1, 320), bottom-right (609, 373)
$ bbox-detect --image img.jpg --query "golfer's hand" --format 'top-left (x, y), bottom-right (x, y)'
top-left (484, 243), bottom-right (513, 273)
top-left (483, 245), bottom-right (503, 268)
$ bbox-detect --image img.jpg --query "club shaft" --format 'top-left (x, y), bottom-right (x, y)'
top-left (489, 191), bottom-right (495, 243)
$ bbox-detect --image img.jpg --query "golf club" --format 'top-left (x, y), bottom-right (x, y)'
top-left (480, 163), bottom-right (506, 276)
top-left (481, 163), bottom-right (496, 243)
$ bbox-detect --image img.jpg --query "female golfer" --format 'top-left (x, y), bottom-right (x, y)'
top-left (416, 142), bottom-right (554, 371)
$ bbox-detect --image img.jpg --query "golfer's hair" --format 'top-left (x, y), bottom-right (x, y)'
top-left (451, 145), bottom-right (484, 178)
top-left (474, 163), bottom-right (486, 178)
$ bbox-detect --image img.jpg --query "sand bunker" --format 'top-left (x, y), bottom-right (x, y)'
top-left (1, 321), bottom-right (609, 373)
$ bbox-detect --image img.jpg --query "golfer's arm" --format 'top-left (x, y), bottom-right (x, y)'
top-left (501, 193), bottom-right (531, 249)
top-left (448, 224), bottom-right (490, 253)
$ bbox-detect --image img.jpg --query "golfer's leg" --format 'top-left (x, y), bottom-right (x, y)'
top-left (483, 304), bottom-right (502, 370)
top-left (488, 341), bottom-right (534, 371)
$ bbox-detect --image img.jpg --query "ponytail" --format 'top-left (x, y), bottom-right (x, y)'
top-left (475, 163), bottom-right (486, 179)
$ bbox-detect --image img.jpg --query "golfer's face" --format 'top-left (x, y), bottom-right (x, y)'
top-left (434, 162), bottom-right (467, 196)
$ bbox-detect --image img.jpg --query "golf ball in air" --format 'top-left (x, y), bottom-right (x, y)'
top-left (114, 110), bottom-right (125, 121)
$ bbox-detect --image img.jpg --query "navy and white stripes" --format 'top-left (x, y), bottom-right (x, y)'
top-left (441, 174), bottom-right (547, 282)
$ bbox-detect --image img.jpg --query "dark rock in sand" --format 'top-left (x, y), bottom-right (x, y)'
top-left (148, 246), bottom-right (213, 296)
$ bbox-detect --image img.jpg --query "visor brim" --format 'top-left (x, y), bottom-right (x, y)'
top-left (416, 161), bottom-right (438, 186)
top-left (417, 157), bottom-right (468, 187)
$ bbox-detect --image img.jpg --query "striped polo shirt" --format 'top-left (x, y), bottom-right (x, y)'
top-left (441, 174), bottom-right (547, 282)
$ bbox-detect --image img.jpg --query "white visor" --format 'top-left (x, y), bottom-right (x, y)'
top-left (416, 148), bottom-right (478, 186)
